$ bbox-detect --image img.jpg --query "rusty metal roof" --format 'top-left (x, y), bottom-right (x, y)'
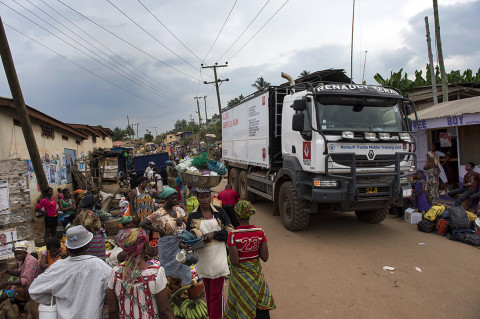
top-left (0, 97), bottom-right (88, 139)
top-left (415, 96), bottom-right (480, 120)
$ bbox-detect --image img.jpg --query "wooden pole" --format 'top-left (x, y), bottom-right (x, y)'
top-left (424, 17), bottom-right (438, 104)
top-left (432, 0), bottom-right (448, 102)
top-left (0, 17), bottom-right (49, 191)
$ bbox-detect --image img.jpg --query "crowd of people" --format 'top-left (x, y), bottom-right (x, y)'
top-left (408, 143), bottom-right (480, 216)
top-left (0, 156), bottom-right (275, 319)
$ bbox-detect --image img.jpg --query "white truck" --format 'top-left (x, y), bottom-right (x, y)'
top-left (222, 72), bottom-right (417, 230)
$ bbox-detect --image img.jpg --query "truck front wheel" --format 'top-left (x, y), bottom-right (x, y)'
top-left (278, 181), bottom-right (310, 231)
top-left (355, 207), bottom-right (388, 224)
top-left (228, 168), bottom-right (240, 191)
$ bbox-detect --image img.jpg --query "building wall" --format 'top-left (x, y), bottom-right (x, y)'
top-left (0, 108), bottom-right (112, 207)
top-left (165, 134), bottom-right (179, 143)
top-left (0, 159), bottom-right (34, 259)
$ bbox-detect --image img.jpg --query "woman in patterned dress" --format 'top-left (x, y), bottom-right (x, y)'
top-left (424, 147), bottom-right (440, 205)
top-left (140, 187), bottom-right (191, 298)
top-left (128, 176), bottom-right (155, 227)
top-left (107, 228), bottom-right (174, 319)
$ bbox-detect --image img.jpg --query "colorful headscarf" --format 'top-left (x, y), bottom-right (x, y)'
top-left (117, 228), bottom-right (148, 291)
top-left (14, 241), bottom-right (29, 252)
top-left (234, 200), bottom-right (256, 219)
top-left (159, 187), bottom-right (177, 200)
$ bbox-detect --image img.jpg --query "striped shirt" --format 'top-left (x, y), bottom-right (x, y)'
top-left (227, 225), bottom-right (267, 262)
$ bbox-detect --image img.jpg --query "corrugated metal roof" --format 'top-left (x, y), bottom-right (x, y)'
top-left (415, 96), bottom-right (480, 120)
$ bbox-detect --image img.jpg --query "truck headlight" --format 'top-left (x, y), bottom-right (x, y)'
top-left (365, 132), bottom-right (377, 141)
top-left (314, 178), bottom-right (339, 188)
top-left (379, 133), bottom-right (390, 140)
top-left (399, 133), bottom-right (411, 142)
top-left (342, 131), bottom-right (354, 139)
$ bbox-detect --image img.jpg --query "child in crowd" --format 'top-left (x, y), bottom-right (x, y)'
top-left (410, 170), bottom-right (431, 214)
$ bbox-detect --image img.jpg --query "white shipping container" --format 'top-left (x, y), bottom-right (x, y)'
top-left (222, 92), bottom-right (270, 168)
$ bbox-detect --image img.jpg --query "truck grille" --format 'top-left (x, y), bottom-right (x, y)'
top-left (330, 154), bottom-right (397, 168)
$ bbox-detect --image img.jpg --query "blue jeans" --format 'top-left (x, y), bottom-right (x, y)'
top-left (448, 187), bottom-right (475, 206)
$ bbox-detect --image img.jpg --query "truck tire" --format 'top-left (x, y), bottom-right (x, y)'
top-left (238, 170), bottom-right (258, 202)
top-left (355, 207), bottom-right (388, 224)
top-left (278, 181), bottom-right (310, 231)
top-left (228, 168), bottom-right (240, 191)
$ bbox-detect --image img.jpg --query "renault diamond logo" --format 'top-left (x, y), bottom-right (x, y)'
top-left (367, 150), bottom-right (375, 160)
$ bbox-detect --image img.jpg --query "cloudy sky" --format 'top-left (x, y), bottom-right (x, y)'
top-left (0, 0), bottom-right (478, 135)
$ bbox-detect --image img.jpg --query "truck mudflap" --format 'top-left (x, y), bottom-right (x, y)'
top-left (321, 152), bottom-right (416, 207)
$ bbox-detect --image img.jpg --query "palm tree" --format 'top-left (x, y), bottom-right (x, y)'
top-left (298, 70), bottom-right (311, 78)
top-left (251, 77), bottom-right (271, 91)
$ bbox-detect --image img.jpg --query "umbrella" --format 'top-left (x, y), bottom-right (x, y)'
top-left (206, 134), bottom-right (216, 138)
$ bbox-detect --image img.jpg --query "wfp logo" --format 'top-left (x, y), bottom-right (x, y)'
top-left (328, 144), bottom-right (335, 152)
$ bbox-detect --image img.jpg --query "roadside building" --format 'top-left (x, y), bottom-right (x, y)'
top-left (0, 97), bottom-right (113, 208)
top-left (406, 83), bottom-right (480, 111)
top-left (412, 96), bottom-right (480, 188)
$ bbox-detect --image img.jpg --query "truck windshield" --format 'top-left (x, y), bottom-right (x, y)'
top-left (315, 99), bottom-right (406, 132)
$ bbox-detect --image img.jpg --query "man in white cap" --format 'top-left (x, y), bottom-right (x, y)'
top-left (29, 225), bottom-right (112, 319)
top-left (144, 161), bottom-right (155, 178)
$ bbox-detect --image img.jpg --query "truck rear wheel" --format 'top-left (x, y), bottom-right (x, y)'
top-left (228, 168), bottom-right (240, 191)
top-left (238, 170), bottom-right (258, 202)
top-left (355, 207), bottom-right (388, 224)
top-left (279, 181), bottom-right (310, 231)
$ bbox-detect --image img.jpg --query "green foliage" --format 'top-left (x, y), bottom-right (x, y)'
top-left (227, 94), bottom-right (244, 107)
top-left (251, 77), bottom-right (271, 91)
top-left (112, 127), bottom-right (125, 141)
top-left (153, 135), bottom-right (163, 144)
top-left (144, 130), bottom-right (154, 142)
top-left (124, 125), bottom-right (135, 138)
top-left (374, 66), bottom-right (480, 96)
top-left (298, 70), bottom-right (311, 78)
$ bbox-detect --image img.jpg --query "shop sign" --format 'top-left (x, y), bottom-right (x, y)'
top-left (412, 113), bottom-right (480, 130)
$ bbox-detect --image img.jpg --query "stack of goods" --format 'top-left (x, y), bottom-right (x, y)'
top-left (417, 204), bottom-right (480, 246)
top-left (176, 153), bottom-right (226, 177)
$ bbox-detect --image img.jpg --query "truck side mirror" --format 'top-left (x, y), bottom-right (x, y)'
top-left (292, 99), bottom-right (306, 111)
top-left (404, 103), bottom-right (411, 115)
top-left (292, 113), bottom-right (305, 131)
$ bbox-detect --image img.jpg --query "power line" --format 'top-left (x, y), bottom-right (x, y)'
top-left (3, 22), bottom-right (177, 111)
top-left (137, 0), bottom-right (202, 63)
top-left (54, 0), bottom-right (199, 81)
top-left (21, 0), bottom-right (191, 107)
top-left (38, 0), bottom-right (194, 106)
top-left (217, 0), bottom-right (270, 62)
top-left (3, 0), bottom-right (190, 109)
top-left (203, 0), bottom-right (238, 63)
top-left (228, 0), bottom-right (290, 62)
top-left (106, 0), bottom-right (200, 74)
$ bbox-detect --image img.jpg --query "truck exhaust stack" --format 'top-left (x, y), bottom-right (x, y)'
top-left (281, 72), bottom-right (295, 93)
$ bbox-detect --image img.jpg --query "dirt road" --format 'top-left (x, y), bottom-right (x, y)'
top-left (209, 175), bottom-right (480, 319)
top-left (243, 199), bottom-right (480, 319)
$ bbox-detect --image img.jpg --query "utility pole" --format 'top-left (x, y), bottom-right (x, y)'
top-left (153, 126), bottom-right (158, 136)
top-left (202, 63), bottom-right (229, 116)
top-left (361, 51), bottom-right (367, 84)
top-left (433, 0), bottom-right (448, 102)
top-left (424, 16), bottom-right (438, 105)
top-left (201, 96), bottom-right (208, 123)
top-left (134, 123), bottom-right (139, 139)
top-left (0, 17), bottom-right (48, 190)
top-left (194, 97), bottom-right (202, 126)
